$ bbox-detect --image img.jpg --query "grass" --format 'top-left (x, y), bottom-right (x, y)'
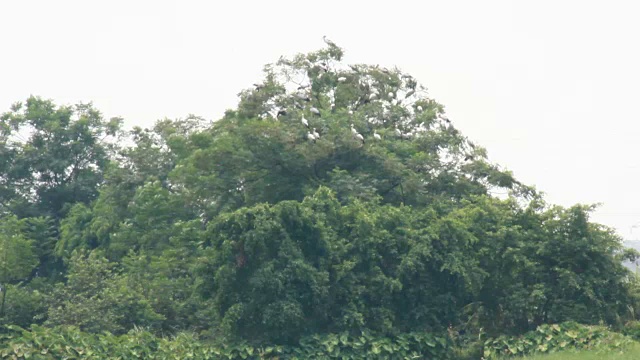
top-left (514, 343), bottom-right (640, 360)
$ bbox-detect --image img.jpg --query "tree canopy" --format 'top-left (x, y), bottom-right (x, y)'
top-left (0, 40), bottom-right (637, 351)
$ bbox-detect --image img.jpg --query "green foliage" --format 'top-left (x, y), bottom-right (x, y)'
top-left (0, 283), bottom-right (47, 328)
top-left (200, 187), bottom-right (475, 342)
top-left (171, 43), bottom-right (531, 222)
top-left (461, 201), bottom-right (637, 335)
top-left (516, 344), bottom-right (640, 360)
top-left (119, 237), bottom-right (209, 333)
top-left (0, 325), bottom-right (453, 359)
top-left (483, 322), bottom-right (635, 359)
top-left (621, 321), bottom-right (640, 340)
top-left (0, 40), bottom-right (639, 357)
top-left (0, 96), bottom-right (121, 219)
top-left (0, 215), bottom-right (39, 283)
top-left (197, 187), bottom-right (636, 343)
top-left (54, 115), bottom-right (205, 258)
top-left (56, 203), bottom-right (97, 256)
top-left (45, 250), bottom-right (163, 334)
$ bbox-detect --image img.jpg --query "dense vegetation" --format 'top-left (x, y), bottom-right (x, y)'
top-left (483, 322), bottom-right (635, 358)
top-left (515, 344), bottom-right (640, 360)
top-left (1, 41), bottom-right (639, 358)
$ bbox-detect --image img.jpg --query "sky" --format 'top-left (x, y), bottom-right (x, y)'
top-left (1, 0), bottom-right (640, 239)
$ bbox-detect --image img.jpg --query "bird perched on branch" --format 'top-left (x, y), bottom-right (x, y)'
top-left (323, 35), bottom-right (337, 48)
top-left (296, 93), bottom-right (311, 102)
top-left (307, 131), bottom-right (317, 143)
top-left (351, 124), bottom-right (358, 136)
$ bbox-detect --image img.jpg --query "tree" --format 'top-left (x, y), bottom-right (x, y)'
top-left (46, 250), bottom-right (163, 334)
top-left (54, 116), bottom-right (208, 258)
top-left (197, 187), bottom-right (500, 342)
top-left (171, 42), bottom-right (535, 221)
top-left (0, 96), bottom-right (121, 219)
top-left (0, 215), bottom-right (39, 317)
top-left (0, 215), bottom-right (38, 283)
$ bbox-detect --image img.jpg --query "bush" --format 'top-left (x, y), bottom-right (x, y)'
top-left (44, 250), bottom-right (164, 334)
top-left (0, 284), bottom-right (47, 328)
top-left (622, 321), bottom-right (640, 340)
top-left (0, 324), bottom-right (454, 359)
top-left (483, 322), bottom-right (635, 359)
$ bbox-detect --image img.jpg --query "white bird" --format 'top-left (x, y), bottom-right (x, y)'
top-left (348, 110), bottom-right (354, 115)
top-left (388, 92), bottom-right (394, 98)
top-left (338, 77), bottom-right (347, 82)
top-left (307, 131), bottom-right (317, 143)
top-left (312, 127), bottom-right (320, 139)
top-left (302, 116), bottom-right (309, 128)
top-left (373, 131), bottom-right (382, 140)
top-left (322, 36), bottom-right (340, 52)
top-left (405, 90), bottom-right (415, 98)
top-left (351, 124), bottom-right (358, 136)
top-left (369, 93), bottom-right (377, 100)
top-left (355, 132), bottom-right (365, 144)
top-left (395, 124), bottom-right (402, 137)
top-left (310, 107), bottom-right (321, 116)
top-left (417, 105), bottom-right (423, 112)
top-left (297, 93), bottom-right (311, 102)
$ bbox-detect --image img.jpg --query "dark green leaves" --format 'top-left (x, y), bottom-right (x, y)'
top-left (0, 96), bottom-right (121, 219)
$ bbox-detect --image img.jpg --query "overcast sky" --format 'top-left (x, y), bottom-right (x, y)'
top-left (2, 0), bottom-right (640, 239)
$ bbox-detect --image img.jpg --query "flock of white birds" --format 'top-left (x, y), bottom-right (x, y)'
top-left (249, 36), bottom-right (461, 152)
top-left (232, 38), bottom-right (527, 202)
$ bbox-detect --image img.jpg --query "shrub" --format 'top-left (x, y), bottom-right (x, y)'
top-left (0, 324), bottom-right (454, 359)
top-left (483, 322), bottom-right (635, 359)
top-left (622, 321), bottom-right (640, 340)
top-left (0, 284), bottom-right (47, 328)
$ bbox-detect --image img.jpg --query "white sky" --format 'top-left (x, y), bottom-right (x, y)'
top-left (1, 0), bottom-right (640, 239)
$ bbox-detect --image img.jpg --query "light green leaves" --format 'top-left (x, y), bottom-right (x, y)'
top-left (0, 215), bottom-right (38, 283)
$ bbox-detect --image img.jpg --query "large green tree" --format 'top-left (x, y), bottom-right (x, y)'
top-left (55, 115), bottom-right (207, 257)
top-left (0, 96), bottom-right (121, 219)
top-left (171, 43), bottom-right (534, 222)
